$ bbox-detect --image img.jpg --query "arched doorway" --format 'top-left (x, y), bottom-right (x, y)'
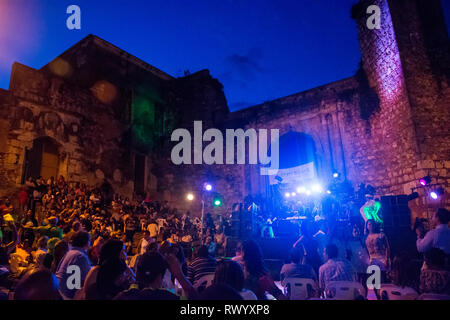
top-left (269, 131), bottom-right (317, 170)
top-left (263, 131), bottom-right (318, 215)
top-left (266, 131), bottom-right (318, 185)
top-left (25, 137), bottom-right (60, 180)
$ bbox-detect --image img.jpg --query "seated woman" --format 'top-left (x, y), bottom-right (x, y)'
top-left (81, 239), bottom-right (134, 300)
top-left (241, 240), bottom-right (286, 300)
top-left (96, 257), bottom-right (130, 300)
top-left (114, 252), bottom-right (198, 300)
top-left (214, 260), bottom-right (257, 300)
top-left (420, 248), bottom-right (450, 295)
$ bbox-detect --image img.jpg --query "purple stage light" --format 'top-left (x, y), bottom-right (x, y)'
top-left (429, 186), bottom-right (444, 200)
top-left (419, 176), bottom-right (431, 186)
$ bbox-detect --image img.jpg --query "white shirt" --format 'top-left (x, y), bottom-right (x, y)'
top-left (140, 238), bottom-right (150, 255)
top-left (147, 223), bottom-right (159, 238)
top-left (416, 224), bottom-right (450, 254)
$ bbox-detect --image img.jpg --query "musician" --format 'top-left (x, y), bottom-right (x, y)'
top-left (261, 214), bottom-right (275, 238)
top-left (360, 194), bottom-right (382, 224)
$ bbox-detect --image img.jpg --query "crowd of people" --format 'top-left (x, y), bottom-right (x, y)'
top-left (0, 175), bottom-right (449, 300)
top-left (286, 210), bottom-right (450, 299)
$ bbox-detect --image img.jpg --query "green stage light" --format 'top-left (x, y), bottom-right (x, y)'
top-left (213, 199), bottom-right (222, 207)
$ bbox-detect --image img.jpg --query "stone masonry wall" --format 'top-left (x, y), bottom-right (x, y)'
top-left (388, 0), bottom-right (450, 214)
top-left (1, 1), bottom-right (448, 221)
top-left (0, 63), bottom-right (138, 200)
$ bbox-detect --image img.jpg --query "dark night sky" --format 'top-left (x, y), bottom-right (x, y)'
top-left (1, 0), bottom-right (449, 111)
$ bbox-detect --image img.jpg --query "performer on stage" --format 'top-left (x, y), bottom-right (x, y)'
top-left (360, 194), bottom-right (382, 224)
top-left (261, 214), bottom-right (275, 238)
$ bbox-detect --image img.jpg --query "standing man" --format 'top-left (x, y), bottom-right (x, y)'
top-left (416, 208), bottom-right (450, 255)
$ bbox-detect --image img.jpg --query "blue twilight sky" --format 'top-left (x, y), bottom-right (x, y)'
top-left (0, 0), bottom-right (449, 111)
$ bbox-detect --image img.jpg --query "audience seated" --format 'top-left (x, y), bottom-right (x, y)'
top-left (14, 269), bottom-right (61, 300)
top-left (115, 252), bottom-right (179, 300)
top-left (241, 240), bottom-right (287, 300)
top-left (214, 260), bottom-right (257, 300)
top-left (318, 244), bottom-right (356, 294)
top-left (280, 245), bottom-right (317, 283)
top-left (0, 175), bottom-right (448, 301)
top-left (187, 245), bottom-right (217, 287)
top-left (419, 248), bottom-right (450, 295)
top-left (198, 283), bottom-right (244, 300)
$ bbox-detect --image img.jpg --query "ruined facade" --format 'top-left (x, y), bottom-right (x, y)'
top-left (0, 0), bottom-right (449, 219)
top-left (233, 0), bottom-right (450, 219)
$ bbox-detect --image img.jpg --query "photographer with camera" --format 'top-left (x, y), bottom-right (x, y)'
top-left (416, 208), bottom-right (450, 256)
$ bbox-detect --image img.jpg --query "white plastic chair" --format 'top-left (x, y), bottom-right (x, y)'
top-left (325, 281), bottom-right (366, 300)
top-left (282, 277), bottom-right (318, 300)
top-left (417, 293), bottom-right (450, 300)
top-left (193, 273), bottom-right (215, 293)
top-left (379, 284), bottom-right (418, 300)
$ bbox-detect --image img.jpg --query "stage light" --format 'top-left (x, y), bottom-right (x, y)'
top-left (306, 190), bottom-right (311, 196)
top-left (312, 183), bottom-right (323, 193)
top-left (186, 193), bottom-right (194, 201)
top-left (213, 199), bottom-right (222, 206)
top-left (419, 176), bottom-right (431, 186)
top-left (333, 172), bottom-right (339, 178)
top-left (285, 192), bottom-right (291, 198)
top-left (291, 192), bottom-right (296, 197)
top-left (326, 190), bottom-right (331, 194)
top-left (204, 183), bottom-right (213, 191)
top-left (296, 186), bottom-right (306, 193)
top-left (429, 186), bottom-right (444, 200)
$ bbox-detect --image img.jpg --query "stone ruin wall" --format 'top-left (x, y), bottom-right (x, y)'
top-left (227, 0), bottom-right (450, 221)
top-left (0, 0), bottom-right (449, 220)
top-left (0, 62), bottom-right (148, 201)
top-left (152, 70), bottom-right (245, 215)
top-left (352, 0), bottom-right (450, 218)
top-left (388, 0), bottom-right (450, 215)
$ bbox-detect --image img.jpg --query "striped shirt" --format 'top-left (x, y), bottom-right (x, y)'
top-left (187, 257), bottom-right (217, 285)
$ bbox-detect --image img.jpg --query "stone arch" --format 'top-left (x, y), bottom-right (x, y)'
top-left (36, 111), bottom-right (68, 142)
top-left (268, 131), bottom-right (318, 170)
top-left (278, 117), bottom-right (330, 178)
